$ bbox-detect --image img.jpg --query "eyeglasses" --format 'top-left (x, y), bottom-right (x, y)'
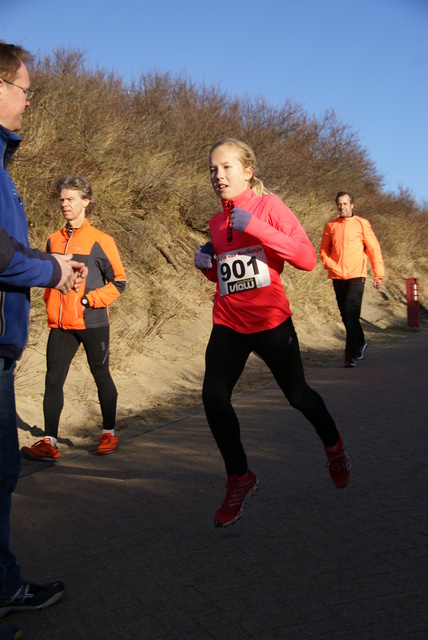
top-left (2, 79), bottom-right (34, 101)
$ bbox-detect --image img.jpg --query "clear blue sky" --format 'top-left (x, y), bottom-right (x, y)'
top-left (2, 0), bottom-right (427, 205)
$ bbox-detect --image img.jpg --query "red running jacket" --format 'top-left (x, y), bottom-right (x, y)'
top-left (200, 187), bottom-right (316, 334)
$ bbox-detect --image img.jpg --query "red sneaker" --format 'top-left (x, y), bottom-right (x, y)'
top-left (344, 354), bottom-right (357, 368)
top-left (325, 434), bottom-right (351, 488)
top-left (21, 438), bottom-right (59, 461)
top-left (214, 469), bottom-right (259, 528)
top-left (97, 433), bottom-right (119, 455)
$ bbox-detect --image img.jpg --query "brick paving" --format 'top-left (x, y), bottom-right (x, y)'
top-left (7, 329), bottom-right (428, 639)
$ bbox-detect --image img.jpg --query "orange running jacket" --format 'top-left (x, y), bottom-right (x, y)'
top-left (319, 215), bottom-right (385, 281)
top-left (44, 219), bottom-right (126, 330)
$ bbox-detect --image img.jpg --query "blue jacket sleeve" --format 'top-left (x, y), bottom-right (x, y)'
top-left (0, 227), bottom-right (61, 288)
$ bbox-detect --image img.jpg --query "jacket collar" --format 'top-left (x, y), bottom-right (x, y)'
top-left (221, 187), bottom-right (254, 216)
top-left (61, 217), bottom-right (90, 236)
top-left (0, 125), bottom-right (22, 170)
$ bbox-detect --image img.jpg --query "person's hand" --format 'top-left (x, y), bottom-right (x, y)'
top-left (195, 242), bottom-right (215, 270)
top-left (72, 263), bottom-right (88, 292)
top-left (373, 278), bottom-right (383, 290)
top-left (231, 207), bottom-right (252, 232)
top-left (52, 254), bottom-right (87, 294)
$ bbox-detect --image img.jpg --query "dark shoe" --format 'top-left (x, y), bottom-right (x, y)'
top-left (0, 622), bottom-right (22, 639)
top-left (0, 581), bottom-right (64, 618)
top-left (214, 469), bottom-right (259, 527)
top-left (344, 354), bottom-right (356, 368)
top-left (325, 434), bottom-right (351, 488)
top-left (355, 342), bottom-right (368, 360)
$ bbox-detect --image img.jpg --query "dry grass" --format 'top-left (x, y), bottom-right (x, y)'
top-left (10, 47), bottom-right (428, 377)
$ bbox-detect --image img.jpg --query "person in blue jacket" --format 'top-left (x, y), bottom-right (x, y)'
top-left (0, 41), bottom-right (87, 634)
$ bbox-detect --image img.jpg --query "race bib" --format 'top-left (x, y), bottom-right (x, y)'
top-left (217, 245), bottom-right (271, 296)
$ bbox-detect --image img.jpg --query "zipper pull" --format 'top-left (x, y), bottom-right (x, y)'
top-left (227, 200), bottom-right (234, 243)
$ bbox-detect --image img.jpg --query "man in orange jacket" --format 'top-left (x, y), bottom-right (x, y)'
top-left (21, 175), bottom-right (126, 460)
top-left (320, 192), bottom-right (385, 368)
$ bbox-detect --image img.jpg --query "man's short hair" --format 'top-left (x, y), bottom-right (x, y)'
top-left (335, 191), bottom-right (354, 205)
top-left (0, 41), bottom-right (33, 82)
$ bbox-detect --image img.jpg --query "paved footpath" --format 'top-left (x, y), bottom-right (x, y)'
top-left (7, 330), bottom-right (428, 639)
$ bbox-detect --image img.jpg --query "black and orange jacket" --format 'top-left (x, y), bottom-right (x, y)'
top-left (43, 218), bottom-right (126, 330)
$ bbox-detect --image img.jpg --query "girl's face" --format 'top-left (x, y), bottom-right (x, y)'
top-left (209, 145), bottom-right (253, 201)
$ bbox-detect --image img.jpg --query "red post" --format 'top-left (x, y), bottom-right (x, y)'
top-left (405, 278), bottom-right (419, 328)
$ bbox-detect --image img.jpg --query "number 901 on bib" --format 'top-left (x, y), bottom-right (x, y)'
top-left (217, 245), bottom-right (271, 296)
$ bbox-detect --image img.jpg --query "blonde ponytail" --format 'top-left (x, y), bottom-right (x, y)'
top-left (250, 175), bottom-right (270, 196)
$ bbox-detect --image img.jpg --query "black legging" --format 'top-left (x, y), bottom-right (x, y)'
top-left (333, 278), bottom-right (365, 357)
top-left (43, 326), bottom-right (117, 438)
top-left (202, 317), bottom-right (339, 476)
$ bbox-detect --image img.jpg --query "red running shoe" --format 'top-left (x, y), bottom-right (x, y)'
top-left (97, 433), bottom-right (119, 455)
top-left (325, 434), bottom-right (351, 488)
top-left (344, 354), bottom-right (357, 368)
top-left (21, 438), bottom-right (59, 461)
top-left (214, 469), bottom-right (259, 528)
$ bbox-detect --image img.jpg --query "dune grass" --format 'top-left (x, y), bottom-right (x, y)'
top-left (11, 48), bottom-right (427, 365)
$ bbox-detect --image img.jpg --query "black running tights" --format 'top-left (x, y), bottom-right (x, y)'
top-left (202, 318), bottom-right (339, 476)
top-left (43, 327), bottom-right (117, 437)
